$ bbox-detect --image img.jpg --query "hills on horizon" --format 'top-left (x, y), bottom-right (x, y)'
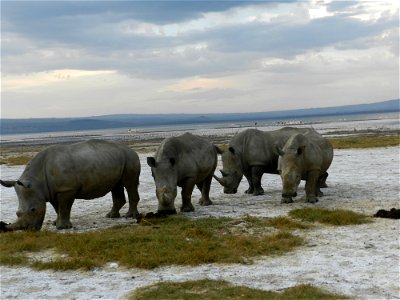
top-left (1, 99), bottom-right (399, 135)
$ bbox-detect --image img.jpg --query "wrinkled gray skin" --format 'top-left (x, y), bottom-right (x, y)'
top-left (0, 140), bottom-right (140, 231)
top-left (147, 133), bottom-right (217, 214)
top-left (214, 127), bottom-right (318, 196)
top-left (276, 131), bottom-right (333, 203)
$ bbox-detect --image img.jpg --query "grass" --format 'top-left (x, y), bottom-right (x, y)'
top-left (0, 155), bottom-right (33, 166)
top-left (289, 208), bottom-right (371, 226)
top-left (129, 279), bottom-right (349, 300)
top-left (0, 216), bottom-right (305, 271)
top-left (329, 135), bottom-right (399, 149)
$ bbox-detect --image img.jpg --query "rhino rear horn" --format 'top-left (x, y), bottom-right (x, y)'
top-left (0, 180), bottom-right (16, 188)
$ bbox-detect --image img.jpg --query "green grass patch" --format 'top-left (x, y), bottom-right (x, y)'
top-left (0, 155), bottom-right (33, 166)
top-left (289, 208), bottom-right (371, 226)
top-left (129, 279), bottom-right (349, 300)
top-left (0, 216), bottom-right (304, 271)
top-left (329, 135), bottom-right (399, 149)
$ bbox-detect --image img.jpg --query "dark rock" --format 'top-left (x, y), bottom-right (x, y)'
top-left (374, 208), bottom-right (400, 219)
top-left (0, 221), bottom-right (11, 232)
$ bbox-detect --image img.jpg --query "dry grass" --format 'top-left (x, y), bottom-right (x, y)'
top-left (129, 280), bottom-right (349, 300)
top-left (329, 135), bottom-right (399, 149)
top-left (289, 208), bottom-right (371, 226)
top-left (0, 216), bottom-right (305, 271)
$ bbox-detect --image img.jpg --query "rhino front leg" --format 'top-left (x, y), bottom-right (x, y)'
top-left (244, 171), bottom-right (254, 194)
top-left (198, 175), bottom-right (213, 206)
top-left (305, 170), bottom-right (320, 203)
top-left (56, 192), bottom-right (75, 229)
top-left (107, 182), bottom-right (126, 218)
top-left (181, 179), bottom-right (195, 212)
top-left (251, 166), bottom-right (265, 196)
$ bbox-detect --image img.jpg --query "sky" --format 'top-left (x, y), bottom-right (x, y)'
top-left (1, 0), bottom-right (399, 119)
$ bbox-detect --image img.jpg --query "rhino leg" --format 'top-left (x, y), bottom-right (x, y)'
top-left (181, 179), bottom-right (195, 212)
top-left (124, 187), bottom-right (140, 218)
top-left (305, 170), bottom-right (320, 203)
top-left (318, 172), bottom-right (329, 188)
top-left (244, 171), bottom-right (254, 194)
top-left (56, 192), bottom-right (75, 229)
top-left (198, 176), bottom-right (213, 206)
top-left (107, 182), bottom-right (126, 218)
top-left (251, 167), bottom-right (265, 196)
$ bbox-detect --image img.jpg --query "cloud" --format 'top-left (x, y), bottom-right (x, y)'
top-left (1, 0), bottom-right (398, 118)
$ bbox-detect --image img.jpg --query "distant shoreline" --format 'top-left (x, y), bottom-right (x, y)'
top-left (1, 99), bottom-right (398, 136)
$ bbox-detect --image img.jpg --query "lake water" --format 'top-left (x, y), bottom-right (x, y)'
top-left (1, 111), bottom-right (398, 145)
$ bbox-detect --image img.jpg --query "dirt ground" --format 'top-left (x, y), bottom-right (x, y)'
top-left (0, 120), bottom-right (399, 299)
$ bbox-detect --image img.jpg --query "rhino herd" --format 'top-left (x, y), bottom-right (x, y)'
top-left (1, 127), bottom-right (333, 231)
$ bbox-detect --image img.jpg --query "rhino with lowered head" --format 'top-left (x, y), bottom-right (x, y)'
top-left (276, 131), bottom-right (333, 203)
top-left (0, 140), bottom-right (140, 231)
top-left (214, 127), bottom-right (320, 196)
top-left (147, 133), bottom-right (217, 214)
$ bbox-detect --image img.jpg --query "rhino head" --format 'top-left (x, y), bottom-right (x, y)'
top-left (276, 145), bottom-right (304, 203)
top-left (147, 157), bottom-right (178, 215)
top-left (213, 146), bottom-right (243, 194)
top-left (0, 179), bottom-right (46, 231)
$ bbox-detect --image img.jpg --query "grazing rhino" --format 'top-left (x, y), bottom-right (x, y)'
top-left (214, 127), bottom-right (318, 196)
top-left (147, 133), bottom-right (217, 214)
top-left (276, 132), bottom-right (333, 203)
top-left (0, 140), bottom-right (140, 231)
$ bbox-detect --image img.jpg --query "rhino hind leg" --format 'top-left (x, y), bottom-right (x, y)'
top-left (198, 176), bottom-right (213, 206)
top-left (107, 182), bottom-right (126, 218)
top-left (318, 172), bottom-right (329, 188)
top-left (55, 192), bottom-right (75, 230)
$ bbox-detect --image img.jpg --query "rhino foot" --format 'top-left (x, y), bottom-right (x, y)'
top-left (307, 197), bottom-right (319, 204)
top-left (181, 203), bottom-right (195, 212)
top-left (56, 221), bottom-right (73, 230)
top-left (199, 198), bottom-right (212, 206)
top-left (253, 188), bottom-right (264, 196)
top-left (124, 210), bottom-right (139, 218)
top-left (281, 197), bottom-right (294, 204)
top-left (318, 190), bottom-right (324, 197)
top-left (245, 188), bottom-right (254, 194)
top-left (106, 211), bottom-right (121, 218)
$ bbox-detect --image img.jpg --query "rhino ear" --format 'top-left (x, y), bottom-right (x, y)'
top-left (297, 146), bottom-right (305, 155)
top-left (228, 147), bottom-right (235, 155)
top-left (275, 145), bottom-right (285, 156)
top-left (0, 180), bottom-right (17, 188)
top-left (147, 157), bottom-right (156, 168)
top-left (169, 158), bottom-right (176, 166)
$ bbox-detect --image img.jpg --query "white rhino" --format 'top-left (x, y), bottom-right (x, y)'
top-left (1, 140), bottom-right (141, 230)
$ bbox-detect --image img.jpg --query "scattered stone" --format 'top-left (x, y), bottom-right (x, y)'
top-left (373, 208), bottom-right (400, 219)
top-left (0, 221), bottom-right (10, 232)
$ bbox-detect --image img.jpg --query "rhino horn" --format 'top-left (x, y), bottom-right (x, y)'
top-left (213, 175), bottom-right (227, 187)
top-left (0, 180), bottom-right (16, 188)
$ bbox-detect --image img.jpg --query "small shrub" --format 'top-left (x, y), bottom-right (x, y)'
top-left (289, 208), bottom-right (371, 226)
top-left (129, 280), bottom-right (349, 300)
top-left (329, 136), bottom-right (399, 149)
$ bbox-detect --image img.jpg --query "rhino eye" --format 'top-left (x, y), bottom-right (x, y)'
top-left (30, 208), bottom-right (36, 213)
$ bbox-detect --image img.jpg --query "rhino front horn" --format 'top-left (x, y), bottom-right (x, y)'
top-left (213, 175), bottom-right (227, 187)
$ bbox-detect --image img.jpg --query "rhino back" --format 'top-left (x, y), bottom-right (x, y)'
top-left (231, 128), bottom-right (311, 172)
top-left (45, 140), bottom-right (138, 199)
top-left (157, 133), bottom-right (217, 180)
